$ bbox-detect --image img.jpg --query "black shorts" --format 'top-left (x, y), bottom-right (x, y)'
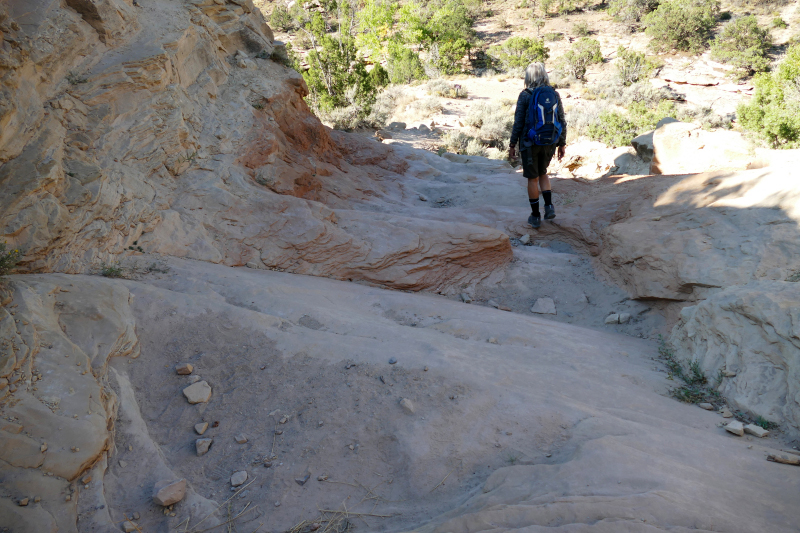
top-left (521, 145), bottom-right (556, 179)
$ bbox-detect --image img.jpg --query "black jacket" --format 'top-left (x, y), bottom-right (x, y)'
top-left (510, 87), bottom-right (567, 149)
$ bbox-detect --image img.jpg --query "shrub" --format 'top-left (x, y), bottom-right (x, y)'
top-left (406, 96), bottom-right (444, 119)
top-left (369, 64), bottom-right (390, 89)
top-left (464, 101), bottom-right (514, 148)
top-left (643, 0), bottom-right (720, 53)
top-left (573, 21), bottom-right (591, 36)
top-left (587, 100), bottom-right (676, 146)
top-left (0, 243), bottom-right (22, 279)
top-left (609, 0), bottom-right (661, 25)
top-left (437, 38), bottom-right (471, 75)
top-left (738, 44), bottom-right (800, 148)
top-left (366, 85), bottom-right (408, 127)
top-left (424, 79), bottom-right (468, 98)
top-left (772, 16), bottom-right (788, 29)
top-left (616, 46), bottom-right (658, 85)
top-left (559, 37), bottom-right (603, 80)
top-left (711, 16), bottom-right (772, 78)
top-left (387, 42), bottom-right (427, 84)
top-left (269, 4), bottom-right (295, 32)
top-left (487, 36), bottom-right (550, 71)
top-left (544, 32), bottom-right (564, 41)
top-left (441, 130), bottom-right (476, 153)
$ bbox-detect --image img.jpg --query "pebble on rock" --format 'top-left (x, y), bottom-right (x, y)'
top-left (295, 473), bottom-right (310, 486)
top-left (399, 398), bottom-right (415, 414)
top-left (530, 298), bottom-right (556, 315)
top-left (519, 234), bottom-right (531, 245)
top-left (604, 313), bottom-right (620, 324)
top-left (460, 293), bottom-right (472, 303)
top-left (152, 479), bottom-right (187, 506)
top-left (721, 409), bottom-right (733, 418)
top-left (618, 312), bottom-right (632, 324)
top-left (698, 403), bottom-right (714, 410)
top-left (122, 521), bottom-right (138, 533)
top-left (18, 498), bottom-right (28, 506)
top-left (235, 434), bottom-right (248, 444)
top-left (195, 422), bottom-right (208, 435)
top-left (196, 438), bottom-right (213, 456)
top-left (183, 381), bottom-right (212, 404)
top-left (744, 424), bottom-right (769, 438)
top-left (175, 363), bottom-right (193, 375)
top-left (724, 420), bottom-right (745, 436)
top-left (389, 357), bottom-right (397, 364)
top-left (231, 471), bottom-right (248, 487)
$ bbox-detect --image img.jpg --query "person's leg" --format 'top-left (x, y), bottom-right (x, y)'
top-left (522, 149), bottom-right (541, 227)
top-left (538, 149), bottom-right (556, 219)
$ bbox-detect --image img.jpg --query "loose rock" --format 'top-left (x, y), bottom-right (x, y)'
top-left (767, 453), bottom-right (800, 466)
top-left (389, 357), bottom-right (397, 364)
top-left (195, 422), bottom-right (208, 435)
top-left (744, 424), bottom-right (769, 438)
top-left (399, 398), bottom-right (415, 414)
top-left (183, 381), bottom-right (212, 404)
top-left (531, 298), bottom-right (556, 315)
top-left (231, 471), bottom-right (248, 487)
top-left (604, 314), bottom-right (620, 324)
top-left (724, 420), bottom-right (744, 436)
top-left (618, 312), bottom-right (631, 324)
top-left (122, 521), bottom-right (138, 533)
top-left (19, 498), bottom-right (28, 506)
top-left (175, 363), bottom-right (193, 375)
top-left (295, 473), bottom-right (310, 486)
top-left (235, 434), bottom-right (248, 444)
top-left (152, 479), bottom-right (187, 506)
top-left (698, 403), bottom-right (714, 410)
top-left (721, 409), bottom-right (733, 418)
top-left (519, 234), bottom-right (531, 245)
top-left (460, 293), bottom-right (472, 303)
top-left (196, 438), bottom-right (213, 456)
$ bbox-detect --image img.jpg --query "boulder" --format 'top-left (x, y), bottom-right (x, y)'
top-left (631, 131), bottom-right (654, 161)
top-left (152, 479), bottom-right (187, 506)
top-left (650, 121), bottom-right (753, 175)
top-left (671, 281), bottom-right (800, 431)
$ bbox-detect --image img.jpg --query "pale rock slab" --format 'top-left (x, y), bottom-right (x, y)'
top-left (196, 439), bottom-right (213, 456)
top-left (152, 479), bottom-right (187, 506)
top-left (195, 423), bottom-right (208, 435)
top-left (175, 363), bottom-right (193, 375)
top-left (725, 421), bottom-right (744, 436)
top-left (744, 424), bottom-right (769, 438)
top-left (531, 298), bottom-right (556, 315)
top-left (183, 381), bottom-right (212, 404)
top-left (399, 398), bottom-right (415, 415)
top-left (231, 471), bottom-right (247, 487)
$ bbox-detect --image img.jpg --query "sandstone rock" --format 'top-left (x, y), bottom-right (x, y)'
top-left (152, 479), bottom-right (187, 506)
top-left (196, 438), bottom-right (213, 456)
top-left (519, 234), bottom-right (531, 245)
top-left (399, 398), bottom-right (415, 414)
top-left (18, 498), bottom-right (28, 506)
top-left (460, 293), bottom-right (472, 303)
top-left (183, 381), bottom-right (212, 404)
top-left (618, 312), bottom-right (631, 324)
top-left (699, 403), bottom-right (714, 410)
top-left (604, 314), bottom-right (619, 324)
top-left (231, 471), bottom-right (248, 487)
top-left (725, 421), bottom-right (744, 436)
top-left (531, 298), bottom-right (556, 315)
top-left (721, 409), bottom-right (733, 418)
top-left (175, 363), bottom-right (193, 375)
top-left (671, 282), bottom-right (800, 431)
top-left (488, 300), bottom-right (500, 309)
top-left (767, 453), bottom-right (800, 466)
top-left (123, 521), bottom-right (138, 532)
top-left (631, 131), bottom-right (654, 161)
top-left (195, 422), bottom-right (208, 435)
top-left (235, 434), bottom-right (248, 444)
top-left (187, 375), bottom-right (201, 384)
top-left (744, 424), bottom-right (769, 438)
top-left (650, 121), bottom-right (753, 175)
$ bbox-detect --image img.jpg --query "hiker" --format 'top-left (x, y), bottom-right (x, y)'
top-left (509, 62), bottom-right (567, 229)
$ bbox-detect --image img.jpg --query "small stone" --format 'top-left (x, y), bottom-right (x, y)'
top-left (183, 381), bottom-right (212, 404)
top-left (604, 314), bottom-right (620, 324)
top-left (65, 495), bottom-right (71, 502)
top-left (152, 479), bottom-right (187, 506)
top-left (81, 475), bottom-right (92, 484)
top-left (275, 429), bottom-right (283, 435)
top-left (488, 337), bottom-right (498, 344)
top-left (33, 496), bottom-right (40, 503)
top-left (767, 453), bottom-right (800, 465)
top-left (18, 498), bottom-right (29, 506)
top-left (424, 366), bottom-right (428, 371)
top-left (723, 370), bottom-right (737, 377)
top-left (721, 409), bottom-right (733, 418)
top-left (119, 460), bottom-right (127, 467)
top-left (196, 438), bottom-right (213, 456)
top-left (530, 298), bottom-right (556, 315)
top-left (318, 421), bottom-right (324, 427)
top-left (744, 424), bottom-right (769, 438)
top-left (724, 420), bottom-right (745, 436)
top-left (348, 444), bottom-right (355, 450)
top-left (40, 443), bottom-right (47, 452)
top-left (460, 293), bottom-right (472, 304)
top-left (310, 523), bottom-right (321, 531)
top-left (122, 521), bottom-right (138, 533)
top-left (175, 363), bottom-right (193, 375)
top-left (519, 234), bottom-right (530, 245)
top-left (231, 471), bottom-right (248, 487)
top-left (133, 512), bottom-right (140, 520)
top-left (235, 434), bottom-right (248, 444)
top-left (279, 416), bottom-right (288, 424)
top-left (195, 422), bottom-right (208, 435)
top-left (317, 474), bottom-right (328, 481)
top-left (618, 312), bottom-right (631, 324)
top-left (498, 305), bottom-right (512, 312)
top-left (295, 473), bottom-right (310, 486)
top-left (488, 300), bottom-right (500, 308)
top-left (698, 403), bottom-right (714, 410)
top-left (399, 398), bottom-right (415, 414)
top-left (389, 357), bottom-right (397, 365)
top-left (274, 502), bottom-right (281, 507)
top-left (187, 375), bottom-right (201, 384)
top-left (263, 461), bottom-right (273, 468)
top-left (419, 194), bottom-right (428, 201)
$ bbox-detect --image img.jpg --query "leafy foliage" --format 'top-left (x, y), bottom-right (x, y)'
top-left (608, 0), bottom-right (661, 25)
top-left (558, 37), bottom-right (603, 80)
top-left (587, 100), bottom-right (676, 146)
top-left (657, 336), bottom-right (720, 404)
top-left (269, 4), bottom-right (295, 32)
top-left (0, 243), bottom-right (22, 279)
top-left (616, 46), bottom-right (658, 85)
top-left (737, 44), bottom-right (800, 148)
top-left (487, 36), bottom-right (550, 71)
top-left (643, 0), bottom-right (720, 53)
top-left (711, 16), bottom-right (773, 78)
top-left (573, 21), bottom-right (590, 36)
top-left (387, 41), bottom-right (427, 84)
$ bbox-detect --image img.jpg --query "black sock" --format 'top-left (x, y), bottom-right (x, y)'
top-left (542, 190), bottom-right (552, 207)
top-left (529, 198), bottom-right (540, 216)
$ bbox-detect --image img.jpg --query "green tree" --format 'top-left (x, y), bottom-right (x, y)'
top-left (616, 46), bottom-right (658, 85)
top-left (559, 37), bottom-right (603, 80)
top-left (356, 0), bottom-right (399, 62)
top-left (643, 0), bottom-right (720, 53)
top-left (437, 38), bottom-right (471, 74)
top-left (609, 0), bottom-right (660, 25)
top-left (487, 36), bottom-right (550, 71)
top-left (737, 44), bottom-right (800, 148)
top-left (711, 16), bottom-right (772, 78)
top-left (386, 40), bottom-right (427, 83)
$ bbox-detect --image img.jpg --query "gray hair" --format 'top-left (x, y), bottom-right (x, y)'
top-left (524, 62), bottom-right (550, 89)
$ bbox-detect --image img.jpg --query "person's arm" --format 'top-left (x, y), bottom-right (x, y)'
top-left (556, 91), bottom-right (567, 160)
top-left (509, 90), bottom-right (529, 159)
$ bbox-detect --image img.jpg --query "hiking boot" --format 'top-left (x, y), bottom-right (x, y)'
top-left (528, 214), bottom-right (541, 229)
top-left (544, 205), bottom-right (556, 220)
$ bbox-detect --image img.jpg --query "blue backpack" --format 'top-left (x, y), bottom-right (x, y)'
top-left (524, 86), bottom-right (563, 146)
